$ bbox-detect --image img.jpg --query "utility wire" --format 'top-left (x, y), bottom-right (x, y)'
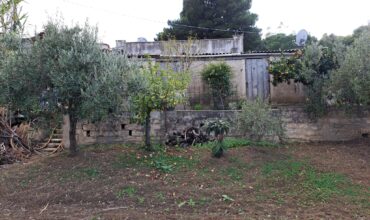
top-left (60, 0), bottom-right (258, 34)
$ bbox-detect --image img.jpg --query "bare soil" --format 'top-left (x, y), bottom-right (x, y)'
top-left (0, 140), bottom-right (369, 220)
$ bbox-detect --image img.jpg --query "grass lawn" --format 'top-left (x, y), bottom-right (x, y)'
top-left (0, 139), bottom-right (369, 219)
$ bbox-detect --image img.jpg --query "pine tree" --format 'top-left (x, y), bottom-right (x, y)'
top-left (157, 0), bottom-right (261, 51)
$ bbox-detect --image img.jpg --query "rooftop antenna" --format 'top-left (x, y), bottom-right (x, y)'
top-left (296, 29), bottom-right (308, 47)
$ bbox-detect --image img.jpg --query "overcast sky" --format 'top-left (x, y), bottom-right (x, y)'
top-left (23, 0), bottom-right (370, 47)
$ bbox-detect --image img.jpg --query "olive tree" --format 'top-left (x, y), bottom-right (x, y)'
top-left (329, 30), bottom-right (370, 109)
top-left (0, 20), bottom-right (136, 155)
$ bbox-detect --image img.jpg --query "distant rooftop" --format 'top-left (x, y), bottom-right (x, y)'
top-left (114, 35), bottom-right (244, 56)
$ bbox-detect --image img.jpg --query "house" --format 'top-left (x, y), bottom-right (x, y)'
top-left (114, 36), bottom-right (306, 108)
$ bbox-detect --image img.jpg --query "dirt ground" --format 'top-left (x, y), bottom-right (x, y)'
top-left (0, 140), bottom-right (369, 220)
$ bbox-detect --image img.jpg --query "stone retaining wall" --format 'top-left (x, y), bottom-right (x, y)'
top-left (73, 107), bottom-right (370, 146)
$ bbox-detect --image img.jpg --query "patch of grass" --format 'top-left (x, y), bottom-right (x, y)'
top-left (116, 186), bottom-right (137, 199)
top-left (113, 150), bottom-right (197, 173)
top-left (81, 168), bottom-right (100, 178)
top-left (196, 137), bottom-right (279, 149)
top-left (221, 167), bottom-right (244, 182)
top-left (112, 153), bottom-right (143, 169)
top-left (260, 159), bottom-right (369, 203)
top-left (58, 167), bottom-right (101, 182)
top-left (149, 153), bottom-right (196, 173)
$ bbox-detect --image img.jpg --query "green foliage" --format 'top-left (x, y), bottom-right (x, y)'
top-left (116, 186), bottom-right (137, 199)
top-left (204, 119), bottom-right (230, 138)
top-left (260, 33), bottom-right (317, 51)
top-left (157, 0), bottom-right (261, 51)
top-left (329, 29), bottom-right (370, 108)
top-left (129, 61), bottom-right (190, 123)
top-left (128, 60), bottom-right (190, 149)
top-left (268, 41), bottom-right (345, 118)
top-left (0, 0), bottom-right (26, 33)
top-left (236, 99), bottom-right (284, 142)
top-left (196, 137), bottom-right (279, 149)
top-left (260, 33), bottom-right (296, 51)
top-left (113, 151), bottom-right (197, 173)
top-left (193, 103), bottom-right (203, 110)
top-left (0, 20), bottom-right (136, 154)
top-left (204, 119), bottom-right (230, 157)
top-left (261, 159), bottom-right (367, 202)
top-left (201, 62), bottom-right (233, 109)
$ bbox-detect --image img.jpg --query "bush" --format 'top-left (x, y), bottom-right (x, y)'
top-left (201, 62), bottom-right (233, 110)
top-left (328, 30), bottom-right (370, 109)
top-left (236, 99), bottom-right (284, 142)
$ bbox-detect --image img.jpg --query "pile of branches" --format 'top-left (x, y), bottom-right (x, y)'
top-left (166, 125), bottom-right (210, 147)
top-left (0, 119), bottom-right (34, 165)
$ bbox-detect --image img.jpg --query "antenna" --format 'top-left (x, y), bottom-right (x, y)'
top-left (296, 29), bottom-right (308, 46)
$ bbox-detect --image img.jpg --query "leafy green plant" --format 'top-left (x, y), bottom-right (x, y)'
top-left (128, 60), bottom-right (190, 150)
top-left (116, 186), bottom-right (137, 199)
top-left (329, 29), bottom-right (370, 109)
top-left (0, 20), bottom-right (135, 155)
top-left (236, 99), bottom-right (284, 142)
top-left (201, 62), bottom-right (233, 110)
top-left (193, 103), bottom-right (203, 110)
top-left (204, 119), bottom-right (230, 158)
top-left (268, 41), bottom-right (345, 118)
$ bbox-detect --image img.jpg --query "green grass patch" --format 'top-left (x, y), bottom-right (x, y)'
top-left (58, 167), bottom-right (101, 182)
top-left (196, 137), bottom-right (279, 149)
top-left (261, 159), bottom-right (369, 203)
top-left (116, 186), bottom-right (137, 199)
top-left (113, 149), bottom-right (198, 173)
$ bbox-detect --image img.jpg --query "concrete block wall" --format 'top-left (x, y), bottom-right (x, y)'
top-left (73, 108), bottom-right (370, 146)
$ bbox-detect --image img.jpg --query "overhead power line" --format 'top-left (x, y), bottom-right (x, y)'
top-left (60, 0), bottom-right (258, 34)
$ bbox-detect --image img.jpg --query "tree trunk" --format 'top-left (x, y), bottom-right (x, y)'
top-left (69, 115), bottom-right (78, 156)
top-left (144, 114), bottom-right (151, 151)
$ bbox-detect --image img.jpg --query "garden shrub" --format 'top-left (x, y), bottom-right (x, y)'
top-left (201, 62), bottom-right (233, 110)
top-left (236, 99), bottom-right (284, 142)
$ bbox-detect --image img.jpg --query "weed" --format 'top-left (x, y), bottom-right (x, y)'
top-left (138, 197), bottom-right (145, 204)
top-left (155, 192), bottom-right (166, 202)
top-left (57, 167), bottom-right (101, 182)
top-left (198, 197), bottom-right (210, 206)
top-left (113, 150), bottom-right (197, 173)
top-left (222, 167), bottom-right (244, 182)
top-left (188, 198), bottom-right (196, 207)
top-left (116, 186), bottom-right (137, 199)
top-left (148, 153), bottom-right (196, 173)
top-left (178, 198), bottom-right (197, 208)
top-left (81, 168), bottom-right (100, 178)
top-left (113, 153), bottom-right (143, 169)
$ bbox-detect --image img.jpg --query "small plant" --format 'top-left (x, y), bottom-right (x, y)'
top-left (204, 119), bottom-right (230, 158)
top-left (116, 186), bottom-right (137, 199)
top-left (137, 197), bottom-right (145, 204)
top-left (236, 99), bottom-right (284, 142)
top-left (193, 103), bottom-right (203, 110)
top-left (153, 159), bottom-right (173, 173)
top-left (178, 198), bottom-right (196, 208)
